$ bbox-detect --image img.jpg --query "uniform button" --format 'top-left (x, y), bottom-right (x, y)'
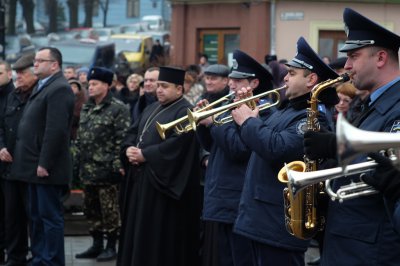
top-left (9, 128), bottom-right (12, 132)
top-left (17, 107), bottom-right (20, 110)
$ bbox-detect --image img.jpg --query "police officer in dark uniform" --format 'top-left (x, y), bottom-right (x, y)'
top-left (304, 8), bottom-right (400, 265)
top-left (196, 50), bottom-right (273, 266)
top-left (231, 37), bottom-right (338, 266)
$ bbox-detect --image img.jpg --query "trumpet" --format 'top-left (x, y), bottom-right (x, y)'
top-left (156, 92), bottom-right (235, 140)
top-left (286, 113), bottom-right (400, 202)
top-left (187, 85), bottom-right (286, 131)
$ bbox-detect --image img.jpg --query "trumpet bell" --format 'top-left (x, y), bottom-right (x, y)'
top-left (337, 113), bottom-right (400, 169)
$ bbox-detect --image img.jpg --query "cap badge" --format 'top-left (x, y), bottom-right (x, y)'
top-left (232, 59), bottom-right (238, 69)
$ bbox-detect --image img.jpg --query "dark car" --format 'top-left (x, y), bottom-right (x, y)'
top-left (50, 38), bottom-right (115, 69)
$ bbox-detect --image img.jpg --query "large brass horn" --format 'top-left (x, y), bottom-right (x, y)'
top-left (337, 112), bottom-right (400, 169)
top-left (286, 160), bottom-right (377, 202)
top-left (187, 85), bottom-right (287, 131)
top-left (286, 113), bottom-right (400, 202)
top-left (156, 92), bottom-right (235, 139)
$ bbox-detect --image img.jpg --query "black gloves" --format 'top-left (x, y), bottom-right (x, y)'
top-left (363, 153), bottom-right (400, 202)
top-left (303, 129), bottom-right (337, 160)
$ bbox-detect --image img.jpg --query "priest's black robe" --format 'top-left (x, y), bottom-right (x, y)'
top-left (117, 97), bottom-right (201, 266)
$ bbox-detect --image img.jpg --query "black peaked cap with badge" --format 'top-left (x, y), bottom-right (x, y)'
top-left (340, 8), bottom-right (400, 53)
top-left (286, 37), bottom-right (338, 81)
top-left (12, 53), bottom-right (35, 71)
top-left (158, 66), bottom-right (186, 86)
top-left (87, 67), bottom-right (114, 85)
top-left (286, 37), bottom-right (339, 105)
top-left (229, 50), bottom-right (273, 94)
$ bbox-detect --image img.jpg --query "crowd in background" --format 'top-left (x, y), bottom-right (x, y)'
top-left (0, 7), bottom-right (400, 266)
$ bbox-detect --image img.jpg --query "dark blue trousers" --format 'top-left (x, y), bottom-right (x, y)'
top-left (28, 183), bottom-right (65, 266)
top-left (217, 222), bottom-right (252, 266)
top-left (251, 240), bottom-right (305, 266)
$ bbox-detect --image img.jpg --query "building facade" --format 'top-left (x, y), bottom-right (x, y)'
top-left (169, 0), bottom-right (400, 67)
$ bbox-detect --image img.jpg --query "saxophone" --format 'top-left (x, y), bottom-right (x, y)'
top-left (277, 73), bottom-right (350, 240)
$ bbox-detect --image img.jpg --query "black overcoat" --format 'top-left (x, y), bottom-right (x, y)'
top-left (11, 71), bottom-right (75, 185)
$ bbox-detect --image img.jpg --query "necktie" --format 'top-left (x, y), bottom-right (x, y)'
top-left (37, 80), bottom-right (45, 92)
top-left (353, 96), bottom-right (371, 127)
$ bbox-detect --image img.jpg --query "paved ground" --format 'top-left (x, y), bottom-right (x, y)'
top-left (64, 235), bottom-right (319, 266)
top-left (65, 236), bottom-right (115, 266)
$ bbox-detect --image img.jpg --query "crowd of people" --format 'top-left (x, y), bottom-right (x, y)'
top-left (0, 7), bottom-right (400, 266)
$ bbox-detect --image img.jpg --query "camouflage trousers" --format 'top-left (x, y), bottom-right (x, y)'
top-left (83, 184), bottom-right (120, 234)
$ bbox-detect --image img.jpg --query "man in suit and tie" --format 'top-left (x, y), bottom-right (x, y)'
top-left (11, 47), bottom-right (75, 265)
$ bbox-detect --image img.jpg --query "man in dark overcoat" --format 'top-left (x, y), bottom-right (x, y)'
top-left (0, 53), bottom-right (37, 265)
top-left (11, 47), bottom-right (75, 265)
top-left (0, 60), bottom-right (14, 264)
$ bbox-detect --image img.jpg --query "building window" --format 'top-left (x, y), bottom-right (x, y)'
top-left (318, 30), bottom-right (347, 60)
top-left (127, 0), bottom-right (140, 18)
top-left (199, 29), bottom-right (240, 66)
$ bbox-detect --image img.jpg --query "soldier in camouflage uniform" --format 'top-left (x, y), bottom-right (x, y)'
top-left (74, 67), bottom-right (130, 262)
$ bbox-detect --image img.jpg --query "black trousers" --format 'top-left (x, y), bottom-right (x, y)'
top-left (0, 179), bottom-right (5, 255)
top-left (2, 179), bottom-right (29, 263)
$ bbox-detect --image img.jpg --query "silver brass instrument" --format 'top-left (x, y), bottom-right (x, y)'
top-left (286, 113), bottom-right (400, 202)
top-left (187, 85), bottom-right (286, 131)
top-left (337, 112), bottom-right (400, 169)
top-left (156, 92), bottom-right (234, 139)
top-left (278, 73), bottom-right (350, 239)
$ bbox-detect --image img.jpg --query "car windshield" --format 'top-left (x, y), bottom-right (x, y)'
top-left (112, 38), bottom-right (142, 53)
top-left (56, 45), bottom-right (95, 65)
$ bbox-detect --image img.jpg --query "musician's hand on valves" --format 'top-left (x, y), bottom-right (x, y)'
top-left (231, 104), bottom-right (259, 126)
top-left (196, 99), bottom-right (214, 126)
top-left (234, 86), bottom-right (252, 101)
top-left (363, 152), bottom-right (400, 202)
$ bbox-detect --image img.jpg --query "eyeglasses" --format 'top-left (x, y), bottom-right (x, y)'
top-left (33, 59), bottom-right (55, 64)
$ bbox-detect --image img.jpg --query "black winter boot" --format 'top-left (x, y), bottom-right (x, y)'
top-left (75, 231), bottom-right (104, 259)
top-left (96, 232), bottom-right (117, 262)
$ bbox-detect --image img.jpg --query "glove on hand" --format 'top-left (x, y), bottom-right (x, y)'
top-left (303, 128), bottom-right (336, 160)
top-left (363, 152), bottom-right (400, 202)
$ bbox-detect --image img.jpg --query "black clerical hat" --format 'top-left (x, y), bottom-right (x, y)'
top-left (158, 66), bottom-right (185, 86)
top-left (340, 8), bottom-right (400, 53)
top-left (87, 67), bottom-right (114, 85)
top-left (286, 37), bottom-right (338, 81)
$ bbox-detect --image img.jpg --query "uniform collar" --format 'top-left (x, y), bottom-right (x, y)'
top-left (279, 93), bottom-right (311, 110)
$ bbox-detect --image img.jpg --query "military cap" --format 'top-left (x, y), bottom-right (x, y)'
top-left (12, 53), bottom-right (35, 71)
top-left (158, 66), bottom-right (185, 86)
top-left (329, 57), bottom-right (347, 70)
top-left (286, 37), bottom-right (338, 81)
top-left (87, 67), bottom-right (114, 85)
top-left (229, 50), bottom-right (273, 81)
top-left (204, 64), bottom-right (230, 77)
top-left (340, 8), bottom-right (400, 53)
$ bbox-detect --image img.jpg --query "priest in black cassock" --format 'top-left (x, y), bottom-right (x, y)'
top-left (117, 66), bottom-right (201, 266)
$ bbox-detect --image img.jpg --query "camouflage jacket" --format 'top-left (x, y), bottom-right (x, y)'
top-left (75, 92), bottom-right (130, 183)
